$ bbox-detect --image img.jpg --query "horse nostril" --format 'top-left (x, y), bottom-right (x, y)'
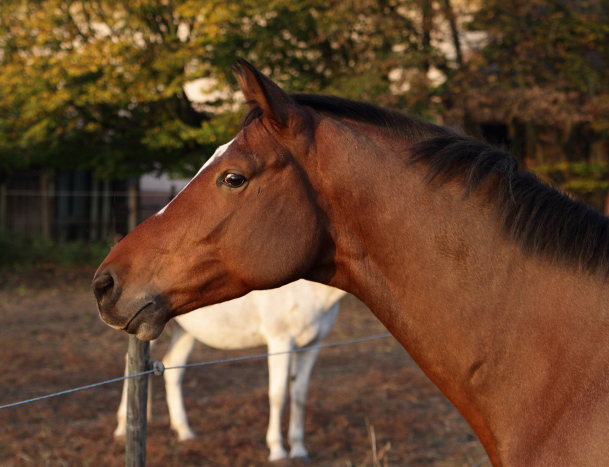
top-left (93, 273), bottom-right (115, 305)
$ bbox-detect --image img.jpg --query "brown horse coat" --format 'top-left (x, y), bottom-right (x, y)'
top-left (94, 60), bottom-right (609, 466)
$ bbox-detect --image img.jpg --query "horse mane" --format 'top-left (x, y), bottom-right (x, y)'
top-left (241, 93), bottom-right (456, 141)
top-left (241, 93), bottom-right (609, 276)
top-left (410, 136), bottom-right (609, 276)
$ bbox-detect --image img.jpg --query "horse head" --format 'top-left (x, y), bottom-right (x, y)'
top-left (93, 60), bottom-right (331, 340)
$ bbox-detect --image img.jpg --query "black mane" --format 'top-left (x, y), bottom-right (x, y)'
top-left (409, 136), bottom-right (609, 276)
top-left (241, 93), bottom-right (609, 277)
top-left (241, 93), bottom-right (456, 141)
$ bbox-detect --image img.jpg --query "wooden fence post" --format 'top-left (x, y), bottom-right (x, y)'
top-left (126, 335), bottom-right (150, 467)
top-left (101, 180), bottom-right (111, 240)
top-left (0, 182), bottom-right (6, 230)
top-left (89, 179), bottom-right (99, 241)
top-left (127, 181), bottom-right (138, 233)
top-left (40, 170), bottom-right (50, 239)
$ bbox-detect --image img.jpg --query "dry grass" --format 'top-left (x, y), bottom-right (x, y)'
top-left (0, 267), bottom-right (488, 466)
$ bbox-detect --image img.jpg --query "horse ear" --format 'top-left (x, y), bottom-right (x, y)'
top-left (232, 59), bottom-right (295, 128)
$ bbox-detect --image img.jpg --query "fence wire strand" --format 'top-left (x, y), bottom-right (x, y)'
top-left (1, 331), bottom-right (488, 467)
top-left (0, 332), bottom-right (392, 411)
top-left (0, 371), bottom-right (157, 411)
top-left (164, 332), bottom-right (393, 371)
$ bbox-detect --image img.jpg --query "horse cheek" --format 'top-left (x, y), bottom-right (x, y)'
top-left (237, 191), bottom-right (320, 289)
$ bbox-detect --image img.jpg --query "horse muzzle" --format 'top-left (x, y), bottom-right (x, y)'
top-left (93, 268), bottom-right (170, 340)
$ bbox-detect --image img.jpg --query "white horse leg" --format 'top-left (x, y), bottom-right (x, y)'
top-left (266, 339), bottom-right (293, 462)
top-left (162, 322), bottom-right (197, 441)
top-left (114, 339), bottom-right (157, 438)
top-left (114, 352), bottom-right (130, 438)
top-left (288, 346), bottom-right (321, 460)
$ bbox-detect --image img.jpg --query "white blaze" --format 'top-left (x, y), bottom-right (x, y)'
top-left (156, 139), bottom-right (235, 216)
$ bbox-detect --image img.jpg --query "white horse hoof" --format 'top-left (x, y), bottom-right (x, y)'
top-left (178, 432), bottom-right (195, 441)
top-left (176, 429), bottom-right (196, 441)
top-left (290, 443), bottom-right (308, 460)
top-left (113, 426), bottom-right (127, 439)
top-left (268, 447), bottom-right (288, 462)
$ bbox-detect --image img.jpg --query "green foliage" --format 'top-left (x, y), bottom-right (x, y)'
top-left (452, 0), bottom-right (609, 130)
top-left (0, 0), bottom-right (216, 178)
top-left (467, 0), bottom-right (609, 93)
top-left (1, 0), bottom-right (608, 192)
top-left (206, 0), bottom-right (425, 99)
top-left (0, 0), bottom-right (439, 179)
top-left (0, 230), bottom-right (112, 268)
top-left (533, 161), bottom-right (609, 195)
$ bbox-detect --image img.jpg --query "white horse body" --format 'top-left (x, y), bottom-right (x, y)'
top-left (115, 279), bottom-right (346, 461)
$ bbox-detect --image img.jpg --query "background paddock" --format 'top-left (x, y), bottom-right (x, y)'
top-left (0, 267), bottom-right (487, 466)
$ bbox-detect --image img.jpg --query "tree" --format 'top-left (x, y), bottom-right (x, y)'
top-left (434, 0), bottom-right (609, 209)
top-left (443, 0), bottom-right (609, 132)
top-left (0, 0), bottom-right (234, 178)
top-left (0, 0), bottom-right (444, 179)
top-left (6, 0), bottom-right (605, 191)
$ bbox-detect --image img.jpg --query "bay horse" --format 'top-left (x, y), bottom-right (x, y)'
top-left (114, 279), bottom-right (344, 461)
top-left (94, 59), bottom-right (609, 466)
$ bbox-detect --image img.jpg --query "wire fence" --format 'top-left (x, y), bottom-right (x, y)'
top-left (0, 332), bottom-right (392, 411)
top-left (0, 187), bottom-right (175, 241)
top-left (0, 329), bottom-right (490, 466)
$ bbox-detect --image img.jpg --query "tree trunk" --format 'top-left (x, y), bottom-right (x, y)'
top-left (421, 0), bottom-right (433, 71)
top-left (442, 0), bottom-right (463, 67)
top-left (0, 182), bottom-right (6, 231)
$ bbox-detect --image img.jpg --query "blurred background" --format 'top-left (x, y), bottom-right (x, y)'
top-left (0, 0), bottom-right (608, 261)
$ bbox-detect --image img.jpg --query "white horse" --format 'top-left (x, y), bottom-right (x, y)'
top-left (115, 279), bottom-right (346, 461)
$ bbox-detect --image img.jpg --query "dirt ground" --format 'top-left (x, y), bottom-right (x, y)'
top-left (0, 267), bottom-right (489, 467)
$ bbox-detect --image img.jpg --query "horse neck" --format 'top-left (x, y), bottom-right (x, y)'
top-left (307, 123), bottom-right (609, 463)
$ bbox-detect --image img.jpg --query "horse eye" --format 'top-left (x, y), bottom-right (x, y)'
top-left (222, 173), bottom-right (247, 188)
